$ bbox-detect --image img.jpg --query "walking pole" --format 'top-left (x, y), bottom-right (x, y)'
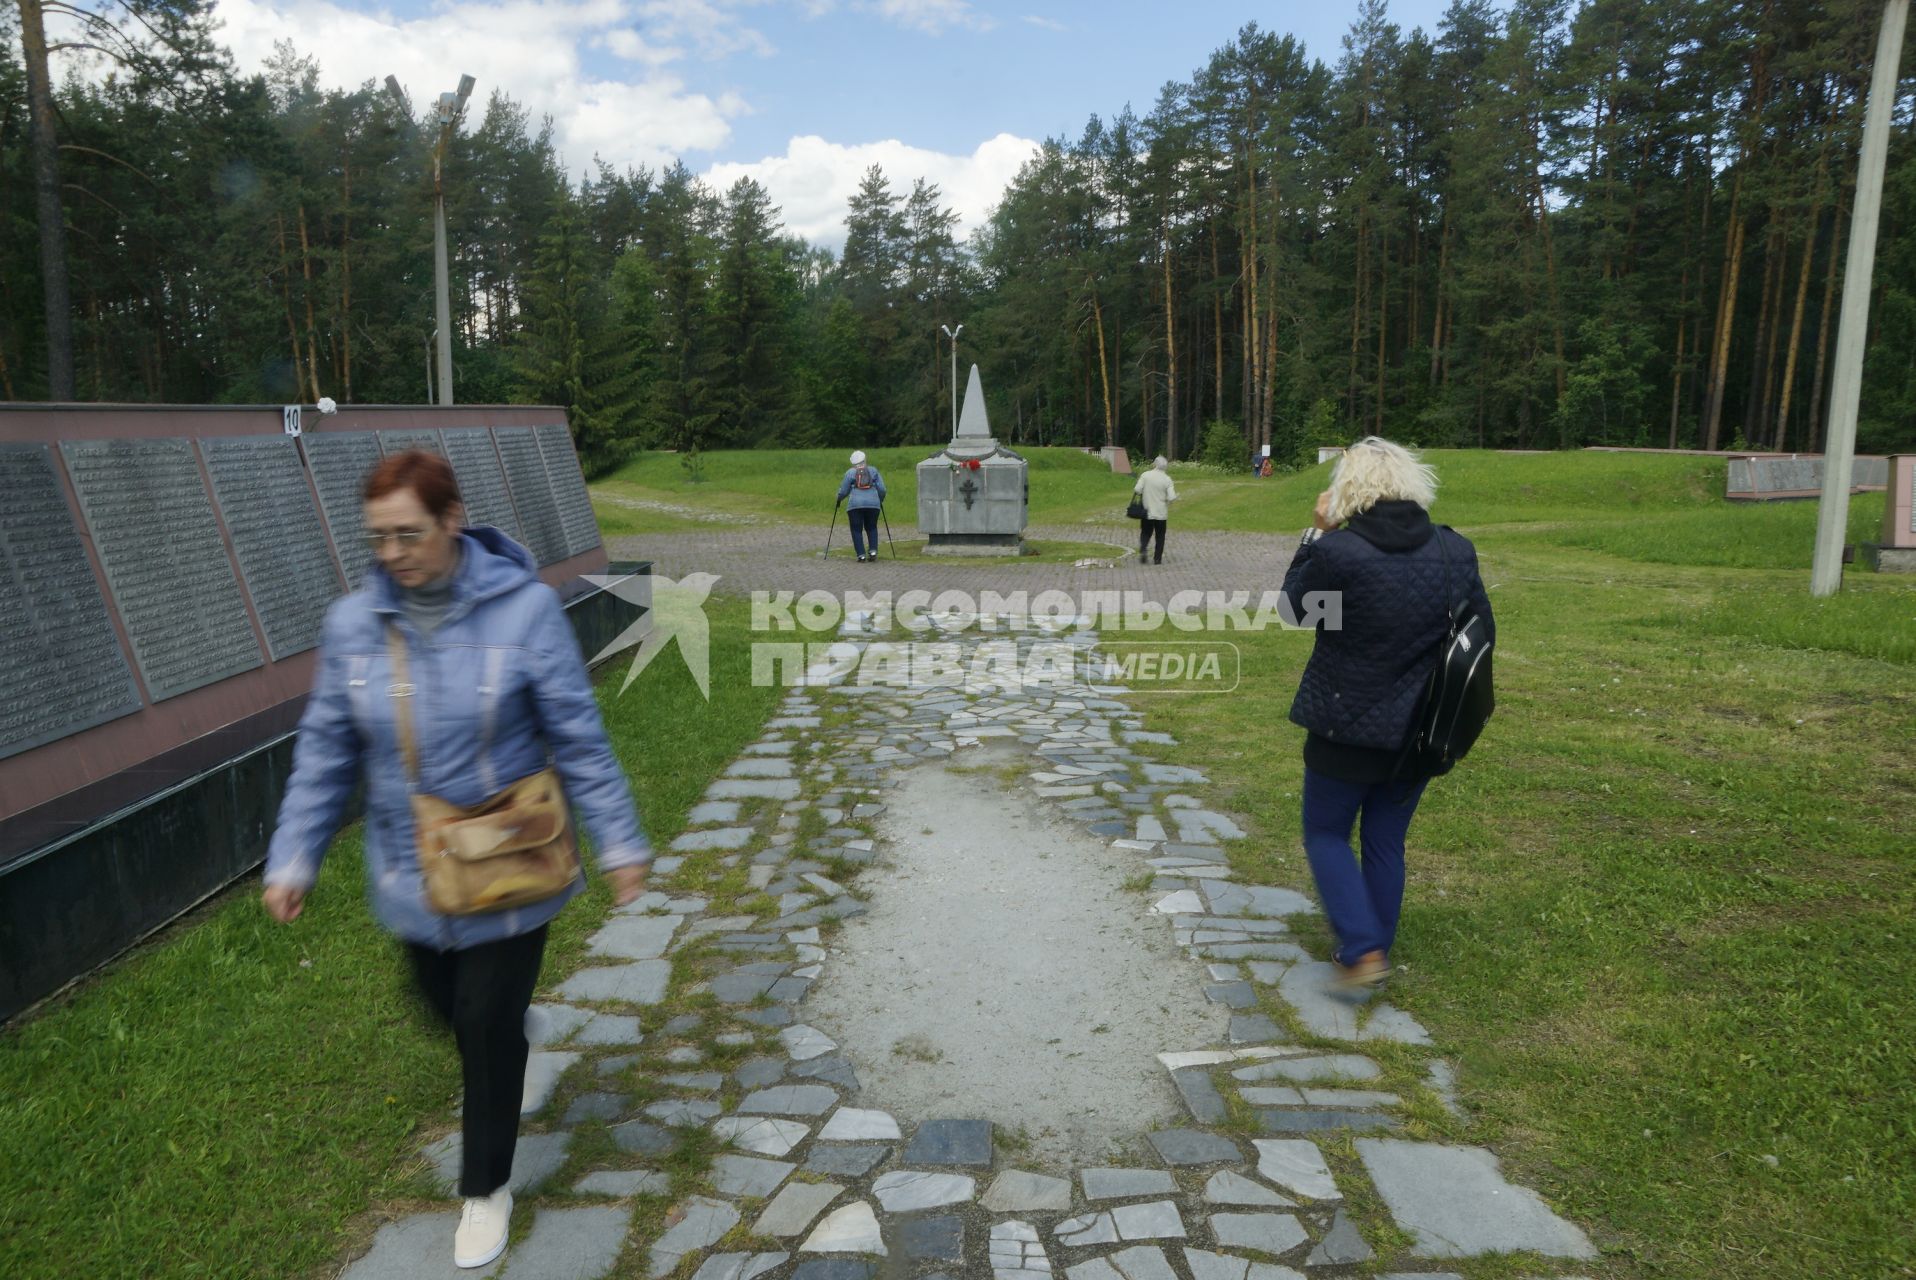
top-left (822, 495), bottom-right (843, 559)
top-left (880, 503), bottom-right (897, 559)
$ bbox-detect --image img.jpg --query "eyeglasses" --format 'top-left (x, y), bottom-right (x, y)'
top-left (363, 528), bottom-right (432, 551)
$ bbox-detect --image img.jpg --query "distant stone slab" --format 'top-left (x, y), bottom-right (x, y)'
top-left (510, 1206), bottom-right (631, 1280)
top-left (983, 1170), bottom-right (1073, 1212)
top-left (1147, 1129), bottom-right (1241, 1166)
top-left (650, 1198), bottom-right (741, 1277)
top-left (1082, 1168), bottom-right (1175, 1200)
top-left (587, 916), bottom-right (680, 961)
top-left (575, 1169), bottom-right (671, 1197)
top-left (341, 1212), bottom-right (504, 1278)
top-left (817, 1108), bottom-right (900, 1141)
top-left (521, 1051), bottom-right (581, 1116)
top-left (708, 779), bottom-right (803, 800)
top-left (1231, 1054), bottom-right (1381, 1084)
top-left (711, 1154), bottom-right (795, 1199)
top-left (1208, 1213), bottom-right (1307, 1256)
top-left (871, 1170), bottom-right (976, 1213)
top-left (805, 1145), bottom-right (890, 1178)
top-left (799, 1201), bottom-right (886, 1255)
top-left (1181, 1248), bottom-right (1306, 1280)
top-left (738, 1085), bottom-right (840, 1117)
top-left (691, 1253), bottom-right (787, 1280)
top-left (902, 1119), bottom-right (993, 1167)
top-left (1202, 1170), bottom-right (1292, 1207)
top-left (557, 960), bottom-right (672, 1006)
top-left (711, 1115), bottom-right (811, 1157)
top-left (898, 1214), bottom-right (965, 1261)
top-left (1255, 1109), bottom-right (1400, 1134)
top-left (671, 827), bottom-right (755, 852)
top-left (1356, 1139), bottom-right (1596, 1259)
top-left (755, 1180), bottom-right (846, 1237)
top-left (1251, 1140), bottom-right (1341, 1202)
top-left (1305, 1208), bottom-right (1374, 1265)
top-left (688, 800), bottom-right (743, 825)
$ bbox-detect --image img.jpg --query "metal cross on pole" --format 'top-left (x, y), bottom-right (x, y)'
top-left (940, 323), bottom-right (964, 439)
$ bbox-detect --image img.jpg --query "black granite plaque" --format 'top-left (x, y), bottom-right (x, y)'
top-left (59, 439), bottom-right (262, 700)
top-left (378, 428), bottom-right (445, 458)
top-left (302, 431), bottom-right (383, 587)
top-left (537, 424), bottom-right (602, 558)
top-left (443, 428), bottom-right (521, 541)
top-left (202, 436), bottom-right (341, 660)
top-left (496, 427), bottom-right (567, 566)
top-left (0, 444), bottom-right (144, 760)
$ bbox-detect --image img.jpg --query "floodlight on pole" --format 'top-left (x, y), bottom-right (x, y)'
top-left (941, 323), bottom-right (963, 439)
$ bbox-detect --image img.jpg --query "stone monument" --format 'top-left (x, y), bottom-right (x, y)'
top-left (1861, 453), bottom-right (1916, 573)
top-left (916, 365), bottom-right (1028, 555)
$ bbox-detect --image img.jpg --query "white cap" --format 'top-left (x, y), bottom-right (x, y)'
top-left (850, 450), bottom-right (866, 465)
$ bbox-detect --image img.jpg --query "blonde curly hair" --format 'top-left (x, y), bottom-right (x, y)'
top-left (1324, 436), bottom-right (1438, 524)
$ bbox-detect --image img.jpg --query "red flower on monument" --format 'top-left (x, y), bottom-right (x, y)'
top-left (965, 458), bottom-right (982, 470)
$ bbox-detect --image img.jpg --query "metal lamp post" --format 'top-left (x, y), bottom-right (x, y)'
top-left (387, 73), bottom-right (475, 407)
top-left (1810, 0), bottom-right (1908, 595)
top-left (940, 323), bottom-right (963, 439)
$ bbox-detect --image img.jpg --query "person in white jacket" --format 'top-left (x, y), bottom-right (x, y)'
top-left (1132, 456), bottom-right (1178, 564)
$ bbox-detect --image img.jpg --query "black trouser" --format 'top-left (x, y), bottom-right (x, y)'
top-left (1139, 518), bottom-right (1167, 563)
top-left (849, 507), bottom-right (879, 558)
top-left (405, 926), bottom-right (548, 1196)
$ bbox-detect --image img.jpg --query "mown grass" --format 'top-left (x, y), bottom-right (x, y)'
top-left (1140, 532), bottom-right (1915, 1279)
top-left (0, 594), bottom-right (780, 1280)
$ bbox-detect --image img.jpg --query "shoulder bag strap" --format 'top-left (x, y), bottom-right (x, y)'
top-left (385, 623), bottom-right (421, 786)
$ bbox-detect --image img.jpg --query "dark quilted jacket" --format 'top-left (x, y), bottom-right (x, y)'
top-left (1283, 501), bottom-right (1495, 752)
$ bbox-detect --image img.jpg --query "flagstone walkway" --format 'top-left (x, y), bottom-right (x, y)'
top-left (340, 616), bottom-right (1598, 1280)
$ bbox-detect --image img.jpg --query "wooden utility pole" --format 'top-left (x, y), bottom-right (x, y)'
top-left (1812, 0), bottom-right (1907, 596)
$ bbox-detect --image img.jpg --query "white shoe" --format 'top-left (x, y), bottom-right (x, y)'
top-left (454, 1187), bottom-right (511, 1269)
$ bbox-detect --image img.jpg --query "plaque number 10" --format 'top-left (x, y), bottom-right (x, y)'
top-left (282, 405), bottom-right (302, 437)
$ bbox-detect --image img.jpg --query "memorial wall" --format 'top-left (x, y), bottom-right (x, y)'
top-left (0, 405), bottom-right (633, 1021)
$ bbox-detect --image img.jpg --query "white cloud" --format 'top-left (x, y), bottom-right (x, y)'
top-left (1020, 14), bottom-right (1065, 31)
top-left (704, 132), bottom-right (1039, 248)
top-left (866, 0), bottom-right (992, 34)
top-left (209, 0), bottom-right (757, 174)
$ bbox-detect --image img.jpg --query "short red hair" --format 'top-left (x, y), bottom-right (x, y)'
top-left (363, 449), bottom-right (463, 519)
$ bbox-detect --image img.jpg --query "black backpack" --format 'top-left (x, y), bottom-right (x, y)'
top-left (1397, 528), bottom-right (1495, 777)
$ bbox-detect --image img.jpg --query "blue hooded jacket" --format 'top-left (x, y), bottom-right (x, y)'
top-left (263, 526), bottom-right (651, 950)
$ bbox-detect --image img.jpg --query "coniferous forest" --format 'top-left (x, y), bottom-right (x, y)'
top-left (4, 0), bottom-right (1915, 473)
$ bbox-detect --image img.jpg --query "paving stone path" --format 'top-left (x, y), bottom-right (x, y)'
top-left (342, 604), bottom-right (1599, 1279)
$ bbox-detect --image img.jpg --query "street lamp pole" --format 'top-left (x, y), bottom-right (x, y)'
top-left (940, 323), bottom-right (963, 439)
top-left (1810, 0), bottom-right (1907, 595)
top-left (388, 72), bottom-right (474, 407)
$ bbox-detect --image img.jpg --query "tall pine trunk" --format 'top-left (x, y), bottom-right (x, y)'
top-left (1162, 221), bottom-right (1178, 460)
top-left (1774, 205), bottom-right (1819, 449)
top-left (18, 0), bottom-right (73, 398)
top-left (1806, 198), bottom-right (1848, 451)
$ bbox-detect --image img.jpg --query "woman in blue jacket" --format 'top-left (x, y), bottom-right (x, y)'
top-left (1282, 437), bottom-right (1493, 990)
top-left (261, 450), bottom-right (650, 1270)
top-left (837, 449), bottom-right (886, 561)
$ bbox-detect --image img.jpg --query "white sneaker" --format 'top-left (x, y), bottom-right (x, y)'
top-left (454, 1187), bottom-right (511, 1269)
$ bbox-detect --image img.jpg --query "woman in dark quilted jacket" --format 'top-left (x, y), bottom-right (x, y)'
top-left (1281, 437), bottom-right (1494, 990)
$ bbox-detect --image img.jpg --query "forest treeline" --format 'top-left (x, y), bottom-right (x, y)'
top-left (3, 0), bottom-right (1914, 472)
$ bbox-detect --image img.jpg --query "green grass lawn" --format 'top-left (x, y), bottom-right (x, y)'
top-left (0, 595), bottom-right (780, 1280)
top-left (4, 445), bottom-right (1910, 1279)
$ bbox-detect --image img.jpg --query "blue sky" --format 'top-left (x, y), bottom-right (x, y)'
top-left (203, 0), bottom-right (1456, 245)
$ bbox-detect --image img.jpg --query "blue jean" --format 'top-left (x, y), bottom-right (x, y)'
top-left (1301, 766), bottom-right (1429, 966)
top-left (849, 507), bottom-right (879, 558)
